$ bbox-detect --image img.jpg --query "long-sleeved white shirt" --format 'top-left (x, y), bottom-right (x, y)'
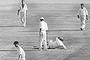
top-left (56, 37), bottom-right (64, 46)
top-left (17, 45), bottom-right (25, 58)
top-left (77, 7), bottom-right (88, 16)
top-left (19, 3), bottom-right (27, 14)
top-left (39, 21), bottom-right (48, 31)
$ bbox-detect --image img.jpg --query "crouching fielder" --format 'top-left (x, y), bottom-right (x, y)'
top-left (39, 17), bottom-right (48, 51)
top-left (48, 37), bottom-right (66, 49)
top-left (77, 3), bottom-right (88, 31)
top-left (13, 41), bottom-right (25, 60)
top-left (17, 0), bottom-right (28, 27)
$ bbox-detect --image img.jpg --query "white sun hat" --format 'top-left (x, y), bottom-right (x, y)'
top-left (40, 17), bottom-right (45, 20)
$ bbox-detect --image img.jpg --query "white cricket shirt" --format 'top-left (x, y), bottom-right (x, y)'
top-left (17, 45), bottom-right (25, 58)
top-left (39, 21), bottom-right (48, 31)
top-left (77, 7), bottom-right (88, 16)
top-left (56, 38), bottom-right (64, 46)
top-left (19, 3), bottom-right (27, 14)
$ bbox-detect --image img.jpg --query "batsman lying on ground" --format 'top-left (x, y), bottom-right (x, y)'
top-left (47, 37), bottom-right (66, 49)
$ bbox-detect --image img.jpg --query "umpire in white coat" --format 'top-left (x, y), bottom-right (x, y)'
top-left (77, 3), bottom-right (88, 31)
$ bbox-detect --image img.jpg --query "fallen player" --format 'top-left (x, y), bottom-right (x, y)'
top-left (47, 37), bottom-right (66, 49)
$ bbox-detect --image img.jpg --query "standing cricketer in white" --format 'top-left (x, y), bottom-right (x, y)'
top-left (77, 3), bottom-right (88, 31)
top-left (17, 0), bottom-right (28, 27)
top-left (39, 17), bottom-right (48, 51)
top-left (13, 41), bottom-right (25, 60)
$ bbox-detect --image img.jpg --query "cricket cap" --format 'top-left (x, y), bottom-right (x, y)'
top-left (81, 3), bottom-right (84, 6)
top-left (58, 37), bottom-right (63, 42)
top-left (13, 41), bottom-right (19, 45)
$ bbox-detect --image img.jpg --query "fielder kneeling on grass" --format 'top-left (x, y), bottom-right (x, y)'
top-left (13, 41), bottom-right (25, 60)
top-left (48, 37), bottom-right (66, 49)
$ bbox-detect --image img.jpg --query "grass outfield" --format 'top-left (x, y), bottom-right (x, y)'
top-left (0, 3), bottom-right (90, 60)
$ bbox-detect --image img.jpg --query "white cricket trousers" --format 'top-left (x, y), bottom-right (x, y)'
top-left (20, 58), bottom-right (25, 60)
top-left (20, 12), bottom-right (26, 27)
top-left (80, 15), bottom-right (86, 29)
top-left (40, 30), bottom-right (47, 50)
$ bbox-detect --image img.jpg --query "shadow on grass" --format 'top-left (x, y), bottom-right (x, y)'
top-left (0, 49), bottom-right (40, 51)
top-left (18, 29), bottom-right (81, 32)
top-left (0, 47), bottom-right (65, 52)
top-left (48, 29), bottom-right (81, 32)
top-left (63, 46), bottom-right (84, 60)
top-left (0, 25), bottom-right (22, 27)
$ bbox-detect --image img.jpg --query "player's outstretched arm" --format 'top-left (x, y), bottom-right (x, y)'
top-left (62, 44), bottom-right (66, 49)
